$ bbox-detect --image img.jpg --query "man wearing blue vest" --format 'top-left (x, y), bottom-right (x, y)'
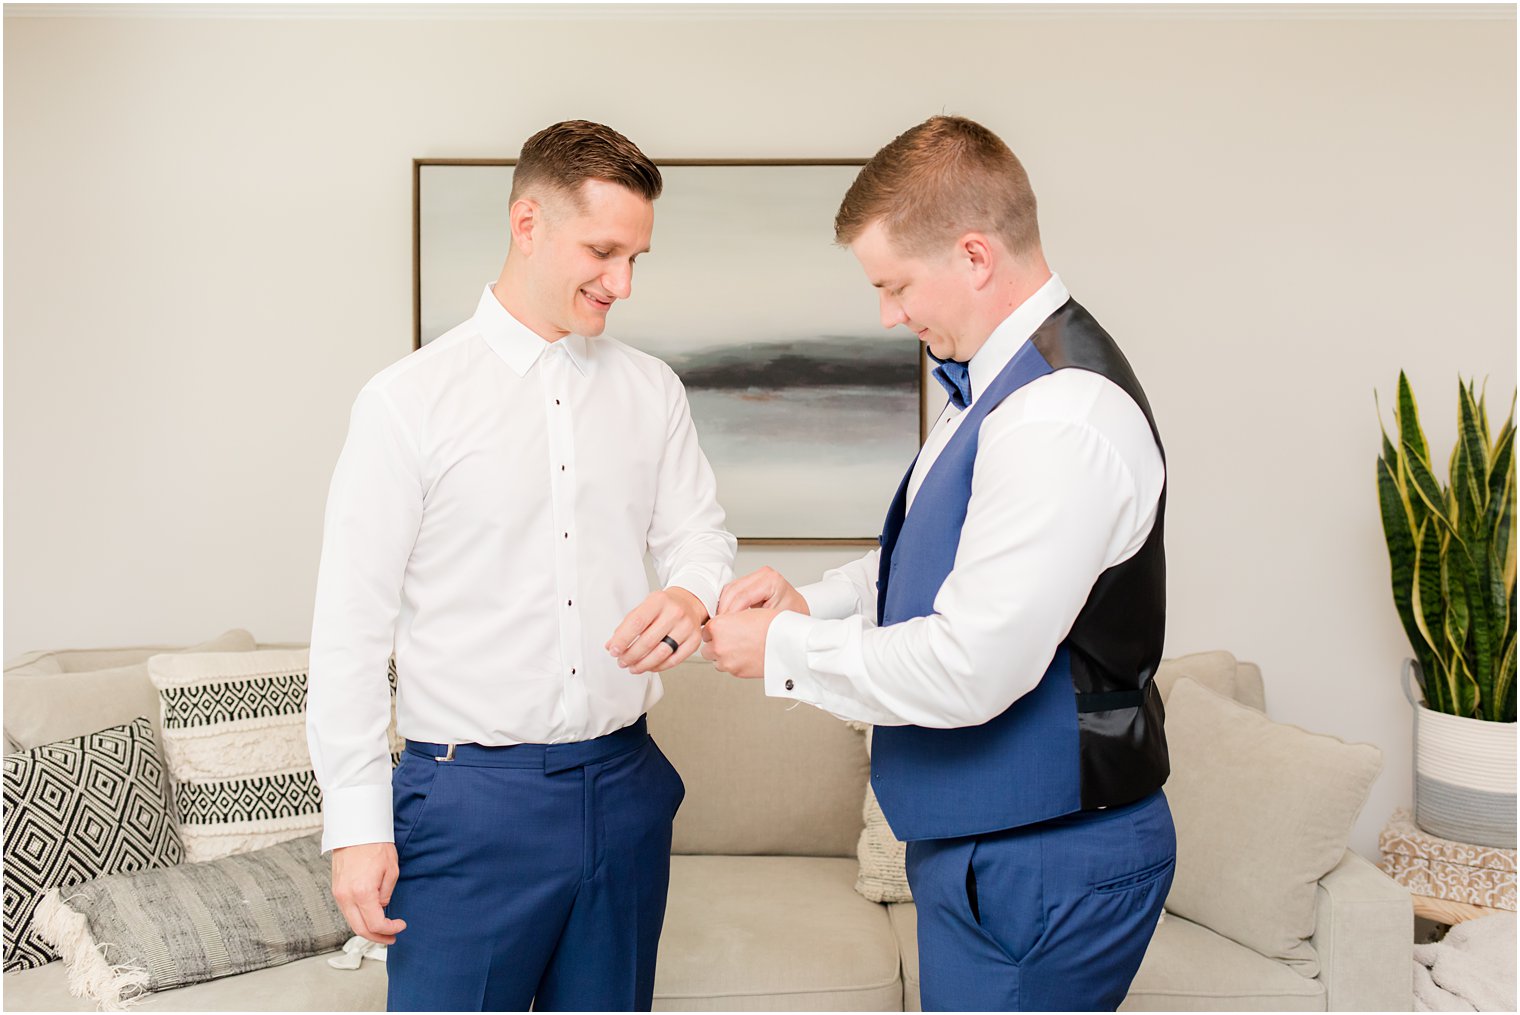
top-left (701, 115), bottom-right (1174, 1011)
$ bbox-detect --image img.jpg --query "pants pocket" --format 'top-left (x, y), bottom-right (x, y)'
top-left (967, 835), bottom-right (1046, 966)
top-left (647, 738), bottom-right (685, 816)
top-left (1092, 855), bottom-right (1175, 895)
top-left (391, 754), bottom-right (441, 858)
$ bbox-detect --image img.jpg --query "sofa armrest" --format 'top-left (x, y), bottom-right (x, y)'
top-left (1311, 849), bottom-right (1413, 1011)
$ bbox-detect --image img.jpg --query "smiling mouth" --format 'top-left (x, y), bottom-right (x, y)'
top-left (581, 289), bottom-right (613, 311)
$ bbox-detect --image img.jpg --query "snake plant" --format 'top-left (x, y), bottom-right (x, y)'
top-left (1377, 373), bottom-right (1517, 722)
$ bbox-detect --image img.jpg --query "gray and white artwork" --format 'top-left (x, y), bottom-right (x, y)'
top-left (417, 162), bottom-right (922, 541)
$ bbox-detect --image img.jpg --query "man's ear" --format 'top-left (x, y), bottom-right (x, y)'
top-left (509, 197), bottom-right (540, 254)
top-left (959, 232), bottom-right (997, 291)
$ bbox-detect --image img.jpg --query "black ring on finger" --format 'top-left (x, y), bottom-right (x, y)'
top-left (661, 635), bottom-right (680, 653)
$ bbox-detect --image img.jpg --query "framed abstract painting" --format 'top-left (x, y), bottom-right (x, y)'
top-left (414, 159), bottom-right (929, 545)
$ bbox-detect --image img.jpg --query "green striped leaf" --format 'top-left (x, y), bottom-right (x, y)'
top-left (1457, 382), bottom-right (1488, 522)
top-left (1379, 456), bottom-right (1428, 669)
top-left (1455, 543), bottom-right (1494, 720)
top-left (1397, 371), bottom-right (1431, 466)
top-left (1412, 516), bottom-right (1451, 713)
top-left (1404, 438), bottom-right (1454, 532)
top-left (1497, 636), bottom-right (1517, 724)
top-left (1448, 646), bottom-right (1480, 720)
top-left (1486, 403), bottom-right (1515, 580)
top-left (1477, 380), bottom-right (1493, 451)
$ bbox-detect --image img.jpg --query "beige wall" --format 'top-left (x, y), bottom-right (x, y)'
top-left (4, 5), bottom-right (1514, 856)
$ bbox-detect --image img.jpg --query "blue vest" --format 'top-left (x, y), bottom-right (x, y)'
top-left (871, 299), bottom-right (1169, 842)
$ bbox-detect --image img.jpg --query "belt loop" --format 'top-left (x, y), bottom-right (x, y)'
top-left (435, 744), bottom-right (455, 762)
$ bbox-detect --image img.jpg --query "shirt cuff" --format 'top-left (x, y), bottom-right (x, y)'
top-left (666, 573), bottom-right (720, 621)
top-left (764, 609), bottom-right (816, 701)
top-left (798, 578), bottom-right (862, 621)
top-left (320, 783), bottom-right (395, 854)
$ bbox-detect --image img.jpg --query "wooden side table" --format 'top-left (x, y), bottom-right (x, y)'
top-left (1379, 808), bottom-right (1516, 925)
top-left (1408, 894), bottom-right (1505, 925)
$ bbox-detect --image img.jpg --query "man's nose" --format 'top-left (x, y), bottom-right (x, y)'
top-left (604, 262), bottom-right (633, 300)
top-left (879, 294), bottom-right (906, 330)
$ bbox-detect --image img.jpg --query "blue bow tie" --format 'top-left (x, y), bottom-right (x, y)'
top-left (930, 355), bottom-right (973, 410)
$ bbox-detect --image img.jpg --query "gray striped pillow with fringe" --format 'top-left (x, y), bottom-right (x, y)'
top-left (34, 833), bottom-right (347, 1010)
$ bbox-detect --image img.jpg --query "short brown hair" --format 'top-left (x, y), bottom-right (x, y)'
top-left (510, 120), bottom-right (662, 208)
top-left (835, 115), bottom-right (1040, 258)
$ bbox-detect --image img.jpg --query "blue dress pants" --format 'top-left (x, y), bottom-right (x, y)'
top-left (384, 717), bottom-right (684, 1012)
top-left (905, 790), bottom-right (1175, 1012)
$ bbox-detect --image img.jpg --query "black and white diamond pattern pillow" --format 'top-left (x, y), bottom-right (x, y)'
top-left (2, 717), bottom-right (183, 971)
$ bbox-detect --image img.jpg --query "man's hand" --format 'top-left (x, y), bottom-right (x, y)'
top-left (701, 608), bottom-right (779, 679)
top-left (331, 842), bottom-right (406, 945)
top-left (607, 587), bottom-right (709, 674)
top-left (717, 567), bottom-right (809, 616)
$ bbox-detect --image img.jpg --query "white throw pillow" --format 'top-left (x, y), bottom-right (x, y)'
top-left (1162, 677), bottom-right (1382, 977)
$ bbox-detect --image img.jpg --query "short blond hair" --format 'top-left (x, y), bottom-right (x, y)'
top-left (509, 120), bottom-right (662, 208)
top-left (835, 115), bottom-right (1040, 258)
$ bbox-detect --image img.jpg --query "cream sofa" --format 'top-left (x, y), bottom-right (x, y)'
top-left (4, 643), bottom-right (1412, 1011)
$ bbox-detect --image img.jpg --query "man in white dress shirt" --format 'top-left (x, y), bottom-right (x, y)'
top-left (702, 115), bottom-right (1174, 1011)
top-left (307, 120), bottom-right (735, 1012)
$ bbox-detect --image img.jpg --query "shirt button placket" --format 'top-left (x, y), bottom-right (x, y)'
top-left (546, 346), bottom-right (586, 729)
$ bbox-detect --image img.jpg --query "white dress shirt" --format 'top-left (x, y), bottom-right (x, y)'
top-left (308, 285), bottom-right (735, 852)
top-left (763, 274), bottom-right (1165, 728)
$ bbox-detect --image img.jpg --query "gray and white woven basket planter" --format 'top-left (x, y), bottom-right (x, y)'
top-left (1406, 660), bottom-right (1517, 849)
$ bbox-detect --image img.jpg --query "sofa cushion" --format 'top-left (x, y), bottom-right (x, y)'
top-left (1122, 913), bottom-right (1326, 1011)
top-left (3, 631), bottom-right (259, 678)
top-left (890, 903), bottom-right (1325, 1012)
top-left (33, 834), bottom-right (349, 1009)
top-left (147, 650), bottom-right (401, 862)
top-left (2, 718), bottom-right (183, 972)
top-left (3, 630), bottom-right (257, 756)
top-left (655, 854), bottom-right (902, 1010)
top-left (1162, 678), bottom-right (1381, 979)
top-left (1154, 649), bottom-right (1266, 712)
top-left (650, 663), bottom-right (869, 858)
top-left (0, 949), bottom-right (386, 1011)
top-left (887, 904), bottom-right (921, 1012)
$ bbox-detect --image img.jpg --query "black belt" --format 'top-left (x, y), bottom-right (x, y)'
top-left (404, 716), bottom-right (648, 773)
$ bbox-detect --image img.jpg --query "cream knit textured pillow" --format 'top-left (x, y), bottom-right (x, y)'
top-left (148, 649), bottom-right (401, 862)
top-left (854, 725), bottom-right (912, 903)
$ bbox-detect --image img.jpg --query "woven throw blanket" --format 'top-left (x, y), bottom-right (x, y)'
top-left (1413, 912), bottom-right (1517, 1012)
top-left (33, 833), bottom-right (348, 1010)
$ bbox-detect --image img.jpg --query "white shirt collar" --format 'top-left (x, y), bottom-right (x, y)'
top-left (966, 272), bottom-right (1070, 407)
top-left (472, 284), bottom-right (590, 377)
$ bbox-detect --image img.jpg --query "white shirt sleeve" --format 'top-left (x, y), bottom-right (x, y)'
top-left (307, 386), bottom-right (423, 853)
top-left (646, 368), bottom-right (737, 618)
top-left (764, 394), bottom-right (1160, 729)
top-left (797, 549), bottom-right (882, 623)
